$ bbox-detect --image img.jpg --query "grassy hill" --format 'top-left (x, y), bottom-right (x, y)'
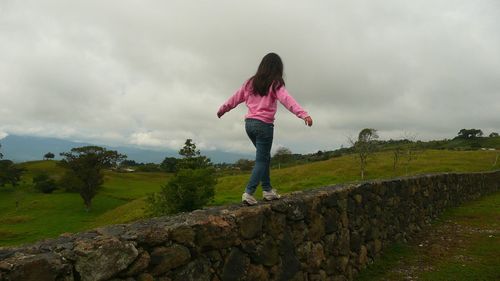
top-left (1, 149), bottom-right (499, 247)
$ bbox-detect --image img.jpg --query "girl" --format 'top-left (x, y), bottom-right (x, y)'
top-left (217, 53), bottom-right (313, 205)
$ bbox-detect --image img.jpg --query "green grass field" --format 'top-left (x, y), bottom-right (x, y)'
top-left (0, 149), bottom-right (498, 247)
top-left (356, 190), bottom-right (500, 281)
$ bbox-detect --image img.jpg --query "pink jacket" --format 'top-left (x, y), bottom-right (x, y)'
top-left (217, 81), bottom-right (309, 124)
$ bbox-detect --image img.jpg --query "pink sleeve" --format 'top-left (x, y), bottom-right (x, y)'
top-left (276, 86), bottom-right (309, 119)
top-left (217, 83), bottom-right (247, 116)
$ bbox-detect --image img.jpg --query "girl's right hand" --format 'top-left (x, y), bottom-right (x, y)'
top-left (303, 116), bottom-right (313, 127)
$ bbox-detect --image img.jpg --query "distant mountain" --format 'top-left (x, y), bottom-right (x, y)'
top-left (0, 135), bottom-right (251, 164)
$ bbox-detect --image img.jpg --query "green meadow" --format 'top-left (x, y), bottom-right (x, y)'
top-left (0, 149), bottom-right (499, 247)
top-left (356, 190), bottom-right (500, 281)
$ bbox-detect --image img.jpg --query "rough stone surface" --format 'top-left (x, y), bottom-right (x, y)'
top-left (1, 253), bottom-right (72, 281)
top-left (246, 264), bottom-right (269, 281)
top-left (170, 225), bottom-right (196, 246)
top-left (171, 258), bottom-right (211, 281)
top-left (120, 251), bottom-right (150, 277)
top-left (195, 215), bottom-right (238, 250)
top-left (150, 244), bottom-right (191, 275)
top-left (74, 236), bottom-right (138, 281)
top-left (250, 236), bottom-right (280, 266)
top-left (237, 207), bottom-right (265, 239)
top-left (136, 273), bottom-right (154, 281)
top-left (221, 248), bottom-right (249, 281)
top-left (0, 171), bottom-right (498, 281)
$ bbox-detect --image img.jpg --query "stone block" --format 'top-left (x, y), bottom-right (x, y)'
top-left (308, 216), bottom-right (326, 242)
top-left (150, 244), bottom-right (191, 275)
top-left (221, 248), bottom-right (249, 281)
top-left (170, 225), bottom-right (196, 246)
top-left (237, 208), bottom-right (264, 239)
top-left (172, 258), bottom-right (211, 281)
top-left (120, 251), bottom-right (150, 277)
top-left (74, 236), bottom-right (138, 281)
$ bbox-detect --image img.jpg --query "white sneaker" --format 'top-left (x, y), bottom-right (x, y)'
top-left (242, 193), bottom-right (258, 206)
top-left (263, 189), bottom-right (281, 201)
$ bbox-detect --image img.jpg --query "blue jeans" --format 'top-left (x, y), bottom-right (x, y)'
top-left (245, 118), bottom-right (274, 194)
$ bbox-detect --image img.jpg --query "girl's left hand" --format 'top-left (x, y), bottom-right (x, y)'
top-left (303, 116), bottom-right (313, 127)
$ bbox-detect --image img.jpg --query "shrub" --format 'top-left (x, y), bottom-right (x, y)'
top-left (33, 173), bottom-right (57, 194)
top-left (147, 168), bottom-right (217, 216)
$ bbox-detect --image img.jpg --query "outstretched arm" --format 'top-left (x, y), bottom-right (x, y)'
top-left (276, 87), bottom-right (313, 126)
top-left (217, 84), bottom-right (247, 118)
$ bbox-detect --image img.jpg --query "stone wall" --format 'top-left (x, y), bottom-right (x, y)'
top-left (1, 171), bottom-right (499, 281)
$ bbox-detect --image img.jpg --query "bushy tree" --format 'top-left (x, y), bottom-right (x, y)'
top-left (33, 173), bottom-right (57, 194)
top-left (160, 157), bottom-right (179, 173)
top-left (57, 170), bottom-right (84, 192)
top-left (457, 129), bottom-right (483, 139)
top-left (148, 139), bottom-right (216, 215)
top-left (489, 132), bottom-right (499, 138)
top-left (0, 159), bottom-right (25, 187)
top-left (120, 159), bottom-right (140, 167)
top-left (0, 144), bottom-right (25, 187)
top-left (273, 147), bottom-right (293, 167)
top-left (44, 152), bottom-right (55, 160)
top-left (59, 146), bottom-right (126, 211)
top-left (235, 158), bottom-right (254, 171)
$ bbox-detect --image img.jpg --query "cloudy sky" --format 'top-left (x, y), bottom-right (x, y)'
top-left (1, 0), bottom-right (499, 155)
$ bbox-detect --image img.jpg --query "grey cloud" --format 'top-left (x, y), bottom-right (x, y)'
top-left (1, 0), bottom-right (499, 155)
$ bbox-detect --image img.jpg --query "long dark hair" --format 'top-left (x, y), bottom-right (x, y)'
top-left (250, 53), bottom-right (285, 96)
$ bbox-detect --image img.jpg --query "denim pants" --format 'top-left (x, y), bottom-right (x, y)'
top-left (245, 118), bottom-right (274, 194)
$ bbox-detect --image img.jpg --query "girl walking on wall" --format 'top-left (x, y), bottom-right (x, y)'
top-left (217, 53), bottom-right (313, 205)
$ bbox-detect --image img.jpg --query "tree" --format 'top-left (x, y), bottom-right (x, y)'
top-left (179, 139), bottom-right (199, 158)
top-left (489, 132), bottom-right (499, 138)
top-left (401, 133), bottom-right (421, 176)
top-left (392, 147), bottom-right (403, 172)
top-left (33, 173), bottom-right (57, 194)
top-left (59, 146), bottom-right (126, 211)
top-left (349, 128), bottom-right (379, 180)
top-left (0, 160), bottom-right (24, 187)
top-left (273, 147), bottom-right (293, 168)
top-left (148, 139), bottom-right (216, 215)
top-left (160, 157), bottom-right (179, 173)
top-left (57, 170), bottom-right (84, 193)
top-left (44, 152), bottom-right (55, 160)
top-left (0, 143), bottom-right (3, 159)
top-left (177, 139), bottom-right (212, 170)
top-left (457, 129), bottom-right (483, 139)
top-left (120, 160), bottom-right (140, 167)
top-left (235, 158), bottom-right (254, 171)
